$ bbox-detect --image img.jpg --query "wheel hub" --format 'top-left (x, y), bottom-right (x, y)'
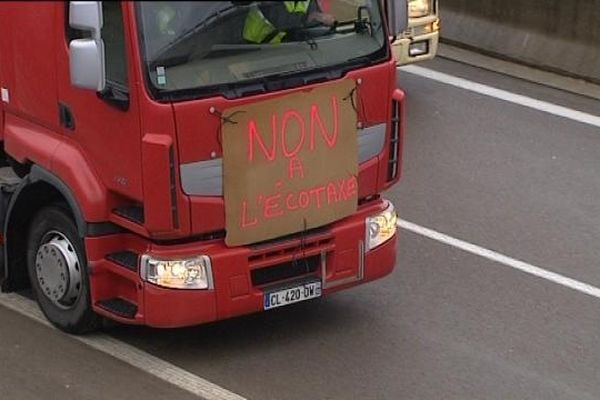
top-left (35, 232), bottom-right (82, 309)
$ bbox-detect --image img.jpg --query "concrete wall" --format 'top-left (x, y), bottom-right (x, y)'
top-left (440, 0), bottom-right (600, 83)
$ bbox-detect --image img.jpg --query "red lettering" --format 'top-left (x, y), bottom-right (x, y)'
top-left (263, 193), bottom-right (284, 219)
top-left (298, 191), bottom-right (310, 208)
top-left (346, 176), bottom-right (358, 198)
top-left (286, 193), bottom-right (298, 210)
top-left (281, 110), bottom-right (305, 158)
top-left (310, 96), bottom-right (339, 150)
top-left (247, 117), bottom-right (277, 162)
top-left (326, 182), bottom-right (338, 204)
top-left (288, 158), bottom-right (305, 179)
top-left (336, 179), bottom-right (348, 201)
top-left (240, 199), bottom-right (258, 228)
top-left (309, 186), bottom-right (326, 209)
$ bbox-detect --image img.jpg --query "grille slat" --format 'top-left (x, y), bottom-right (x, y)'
top-left (251, 255), bottom-right (320, 287)
top-left (387, 100), bottom-right (402, 181)
top-left (248, 230), bottom-right (333, 268)
top-left (247, 230), bottom-right (333, 287)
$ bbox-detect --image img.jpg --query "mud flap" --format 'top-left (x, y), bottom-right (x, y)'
top-left (0, 176), bottom-right (20, 291)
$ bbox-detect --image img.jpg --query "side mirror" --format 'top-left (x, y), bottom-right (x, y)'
top-left (68, 1), bottom-right (106, 91)
top-left (386, 0), bottom-right (408, 38)
top-left (70, 39), bottom-right (105, 91)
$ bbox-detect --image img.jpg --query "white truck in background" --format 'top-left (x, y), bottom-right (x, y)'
top-left (392, 0), bottom-right (439, 65)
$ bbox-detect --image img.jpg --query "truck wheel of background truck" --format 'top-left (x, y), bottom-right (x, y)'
top-left (26, 205), bottom-right (100, 333)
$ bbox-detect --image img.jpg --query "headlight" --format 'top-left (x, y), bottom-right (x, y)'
top-left (365, 201), bottom-right (397, 251)
top-left (140, 255), bottom-right (213, 290)
top-left (409, 0), bottom-right (431, 18)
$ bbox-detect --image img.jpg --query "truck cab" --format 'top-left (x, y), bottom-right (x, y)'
top-left (0, 1), bottom-right (406, 333)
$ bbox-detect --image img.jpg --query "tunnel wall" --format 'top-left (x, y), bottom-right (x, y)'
top-left (440, 0), bottom-right (600, 83)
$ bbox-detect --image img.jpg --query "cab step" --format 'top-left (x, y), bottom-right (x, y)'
top-left (106, 251), bottom-right (139, 272)
top-left (96, 298), bottom-right (137, 319)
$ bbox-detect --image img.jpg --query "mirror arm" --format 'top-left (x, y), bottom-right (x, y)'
top-left (97, 83), bottom-right (129, 111)
top-left (385, 0), bottom-right (408, 37)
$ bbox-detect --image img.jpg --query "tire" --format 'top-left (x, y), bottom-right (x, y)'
top-left (27, 205), bottom-right (100, 334)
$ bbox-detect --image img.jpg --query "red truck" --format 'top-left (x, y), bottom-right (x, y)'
top-left (0, 1), bottom-right (406, 333)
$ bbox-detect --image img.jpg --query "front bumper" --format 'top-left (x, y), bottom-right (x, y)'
top-left (85, 199), bottom-right (398, 328)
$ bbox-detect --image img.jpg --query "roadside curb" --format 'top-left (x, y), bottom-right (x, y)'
top-left (0, 293), bottom-right (247, 400)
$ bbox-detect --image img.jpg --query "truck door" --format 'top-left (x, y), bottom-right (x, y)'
top-left (55, 2), bottom-right (143, 204)
top-left (0, 45), bottom-right (3, 138)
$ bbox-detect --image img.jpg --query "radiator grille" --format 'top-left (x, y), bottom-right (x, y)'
top-left (251, 255), bottom-right (320, 286)
top-left (387, 100), bottom-right (401, 181)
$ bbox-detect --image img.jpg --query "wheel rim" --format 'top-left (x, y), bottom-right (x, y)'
top-left (35, 231), bottom-right (82, 310)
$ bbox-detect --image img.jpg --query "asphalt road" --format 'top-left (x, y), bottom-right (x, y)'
top-left (2, 56), bottom-right (600, 399)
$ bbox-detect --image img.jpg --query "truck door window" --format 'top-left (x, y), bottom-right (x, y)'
top-left (102, 2), bottom-right (128, 88)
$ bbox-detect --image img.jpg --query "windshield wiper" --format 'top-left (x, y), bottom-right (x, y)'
top-left (154, 52), bottom-right (380, 102)
top-left (285, 22), bottom-right (334, 44)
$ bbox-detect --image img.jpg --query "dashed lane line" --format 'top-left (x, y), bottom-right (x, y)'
top-left (398, 219), bottom-right (600, 300)
top-left (401, 65), bottom-right (600, 129)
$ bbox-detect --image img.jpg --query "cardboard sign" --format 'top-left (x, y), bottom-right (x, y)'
top-left (222, 80), bottom-right (358, 246)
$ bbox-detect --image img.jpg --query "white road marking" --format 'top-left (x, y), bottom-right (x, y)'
top-left (398, 219), bottom-right (600, 299)
top-left (400, 65), bottom-right (600, 129)
top-left (4, 221), bottom-right (598, 400)
top-left (0, 293), bottom-right (247, 400)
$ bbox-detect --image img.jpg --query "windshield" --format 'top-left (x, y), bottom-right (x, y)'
top-left (135, 1), bottom-right (387, 99)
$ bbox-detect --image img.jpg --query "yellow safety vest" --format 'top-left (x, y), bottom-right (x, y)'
top-left (243, 1), bottom-right (312, 44)
top-left (284, 1), bottom-right (310, 13)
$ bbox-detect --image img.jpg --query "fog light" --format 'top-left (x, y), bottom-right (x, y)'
top-left (141, 255), bottom-right (213, 289)
top-left (366, 201), bottom-right (397, 251)
top-left (409, 41), bottom-right (429, 57)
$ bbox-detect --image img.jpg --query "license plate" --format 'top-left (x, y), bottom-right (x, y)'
top-left (264, 281), bottom-right (322, 310)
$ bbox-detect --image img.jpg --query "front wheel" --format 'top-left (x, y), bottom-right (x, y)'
top-left (27, 205), bottom-right (100, 334)
top-left (7, 156), bottom-right (30, 178)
